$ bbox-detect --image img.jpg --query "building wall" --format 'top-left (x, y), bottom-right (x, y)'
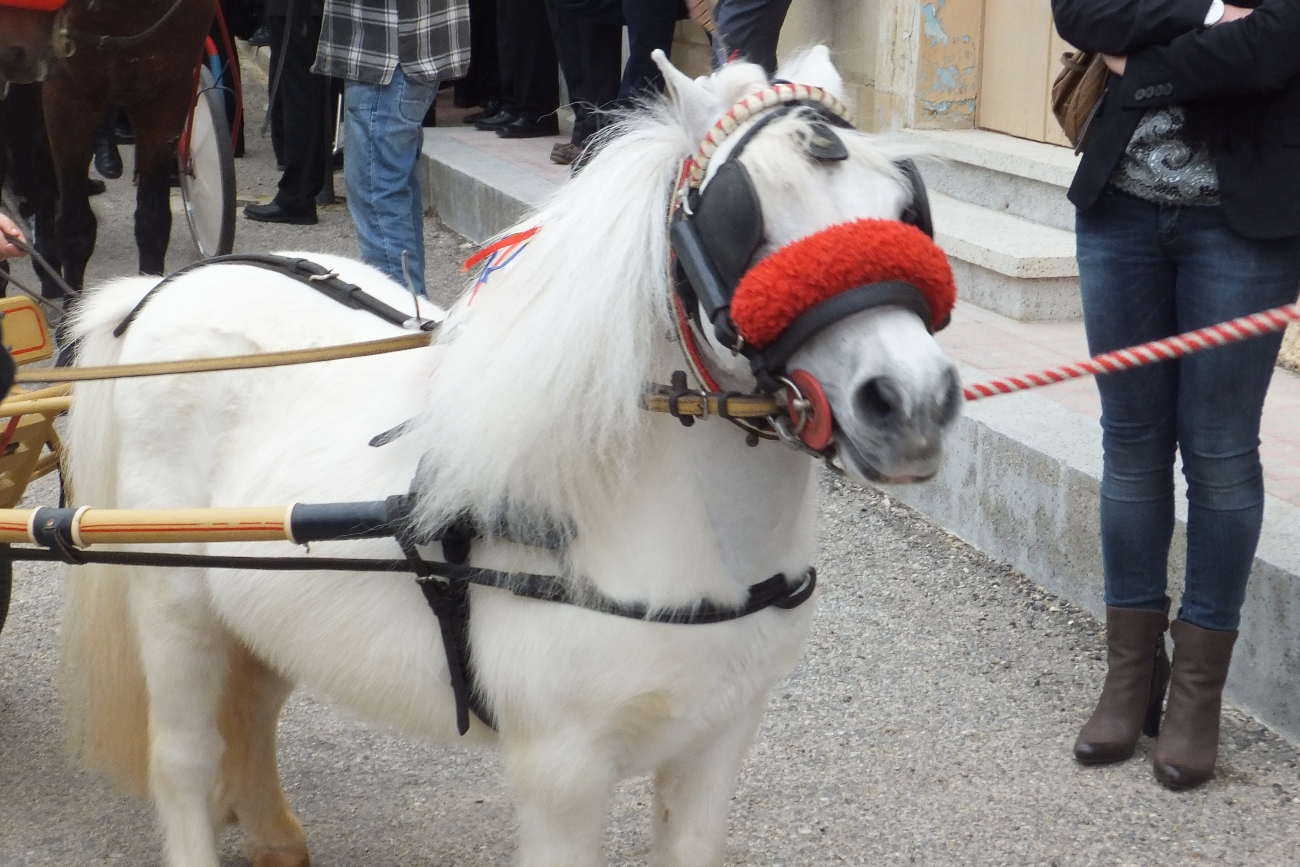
top-left (672, 0), bottom-right (983, 134)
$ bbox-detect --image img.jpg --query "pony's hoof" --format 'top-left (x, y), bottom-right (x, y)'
top-left (251, 847), bottom-right (310, 867)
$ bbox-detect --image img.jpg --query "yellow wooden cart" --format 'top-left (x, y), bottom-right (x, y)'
top-left (0, 294), bottom-right (66, 633)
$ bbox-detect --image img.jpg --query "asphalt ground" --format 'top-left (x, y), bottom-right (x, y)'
top-left (2, 65), bottom-right (1300, 867)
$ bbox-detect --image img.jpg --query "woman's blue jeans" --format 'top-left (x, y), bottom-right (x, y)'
top-left (1076, 190), bottom-right (1300, 631)
top-left (343, 66), bottom-right (439, 295)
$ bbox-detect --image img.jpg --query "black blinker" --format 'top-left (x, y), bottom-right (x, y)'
top-left (895, 158), bottom-right (934, 239)
top-left (806, 121), bottom-right (849, 162)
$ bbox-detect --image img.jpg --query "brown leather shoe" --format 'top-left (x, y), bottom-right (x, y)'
top-left (1073, 604), bottom-right (1170, 765)
top-left (550, 141), bottom-right (583, 165)
top-left (1152, 619), bottom-right (1237, 790)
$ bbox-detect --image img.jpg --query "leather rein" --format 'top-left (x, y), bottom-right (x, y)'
top-left (62, 0), bottom-right (193, 52)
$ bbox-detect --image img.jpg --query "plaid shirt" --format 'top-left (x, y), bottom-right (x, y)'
top-left (314, 0), bottom-right (470, 86)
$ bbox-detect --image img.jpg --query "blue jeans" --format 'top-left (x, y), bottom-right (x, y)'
top-left (344, 65), bottom-right (438, 295)
top-left (1076, 190), bottom-right (1300, 631)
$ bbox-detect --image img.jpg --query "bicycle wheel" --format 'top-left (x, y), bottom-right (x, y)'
top-left (181, 66), bottom-right (236, 258)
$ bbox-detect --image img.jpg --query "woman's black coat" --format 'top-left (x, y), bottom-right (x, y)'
top-left (1051, 0), bottom-right (1300, 238)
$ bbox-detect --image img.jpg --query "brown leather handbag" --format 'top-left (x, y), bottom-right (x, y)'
top-left (1051, 51), bottom-right (1109, 153)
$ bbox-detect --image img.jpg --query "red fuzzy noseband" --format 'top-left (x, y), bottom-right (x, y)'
top-left (0, 0), bottom-right (66, 10)
top-left (729, 219), bottom-right (956, 348)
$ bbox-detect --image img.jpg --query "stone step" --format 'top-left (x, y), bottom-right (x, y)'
top-left (903, 128), bottom-right (1080, 232)
top-left (930, 192), bottom-right (1080, 321)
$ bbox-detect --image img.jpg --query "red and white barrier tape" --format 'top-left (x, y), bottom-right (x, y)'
top-left (963, 302), bottom-right (1300, 402)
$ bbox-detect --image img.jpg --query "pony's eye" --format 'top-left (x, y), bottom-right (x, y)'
top-left (806, 123), bottom-right (848, 162)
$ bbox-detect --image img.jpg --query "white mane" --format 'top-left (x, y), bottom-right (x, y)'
top-left (409, 104), bottom-right (692, 541)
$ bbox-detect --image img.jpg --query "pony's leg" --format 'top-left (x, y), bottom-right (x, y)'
top-left (649, 708), bottom-right (766, 867)
top-left (39, 77), bottom-right (100, 292)
top-left (132, 569), bottom-right (229, 867)
top-left (126, 82), bottom-right (192, 276)
top-left (216, 642), bottom-right (310, 867)
top-left (503, 737), bottom-right (617, 867)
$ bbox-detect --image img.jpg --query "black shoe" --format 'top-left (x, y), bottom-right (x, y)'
top-left (463, 99), bottom-right (503, 124)
top-left (113, 114), bottom-right (134, 145)
top-left (247, 24), bottom-right (271, 47)
top-left (496, 116), bottom-right (560, 139)
top-left (87, 178), bottom-right (107, 196)
top-left (243, 201), bottom-right (318, 225)
top-left (93, 136), bottom-right (123, 180)
top-left (471, 106), bottom-right (515, 130)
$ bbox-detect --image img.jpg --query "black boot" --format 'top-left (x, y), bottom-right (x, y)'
top-left (92, 126), bottom-right (122, 180)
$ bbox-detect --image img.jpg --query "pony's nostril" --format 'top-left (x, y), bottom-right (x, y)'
top-left (854, 376), bottom-right (904, 428)
top-left (935, 367), bottom-right (962, 425)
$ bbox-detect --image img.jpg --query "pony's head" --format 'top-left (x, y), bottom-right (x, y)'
top-left (658, 46), bottom-right (961, 483)
top-left (0, 0), bottom-right (70, 85)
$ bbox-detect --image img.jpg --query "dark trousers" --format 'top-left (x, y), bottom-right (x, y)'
top-left (546, 0), bottom-right (680, 103)
top-left (268, 13), bottom-right (327, 211)
top-left (497, 0), bottom-right (559, 121)
top-left (457, 0), bottom-right (501, 106)
top-left (713, 0), bottom-right (793, 74)
top-left (546, 0), bottom-right (621, 145)
top-left (1076, 189), bottom-right (1300, 631)
top-left (619, 0), bottom-right (679, 101)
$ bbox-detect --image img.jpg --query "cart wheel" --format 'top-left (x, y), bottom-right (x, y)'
top-left (181, 66), bottom-right (236, 258)
top-left (0, 547), bottom-right (11, 638)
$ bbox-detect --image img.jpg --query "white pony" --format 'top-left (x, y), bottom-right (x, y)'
top-left (59, 49), bottom-right (960, 867)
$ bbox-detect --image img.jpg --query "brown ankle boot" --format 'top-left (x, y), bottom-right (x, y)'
top-left (1152, 619), bottom-right (1237, 790)
top-left (1073, 605), bottom-right (1171, 765)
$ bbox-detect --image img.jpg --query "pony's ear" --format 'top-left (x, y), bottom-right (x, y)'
top-left (775, 45), bottom-right (846, 102)
top-left (652, 49), bottom-right (718, 142)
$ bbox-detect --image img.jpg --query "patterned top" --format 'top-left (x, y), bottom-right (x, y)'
top-left (1111, 107), bottom-right (1220, 206)
top-left (314, 0), bottom-right (470, 86)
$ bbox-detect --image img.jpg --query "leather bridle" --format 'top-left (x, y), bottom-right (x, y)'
top-left (662, 82), bottom-right (939, 456)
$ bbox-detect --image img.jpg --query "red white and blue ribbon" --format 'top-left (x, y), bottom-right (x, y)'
top-left (462, 228), bottom-right (537, 306)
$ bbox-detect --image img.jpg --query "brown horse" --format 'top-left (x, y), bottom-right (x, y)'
top-left (0, 0), bottom-right (214, 291)
top-left (46, 0), bottom-right (214, 290)
top-left (0, 2), bottom-right (69, 86)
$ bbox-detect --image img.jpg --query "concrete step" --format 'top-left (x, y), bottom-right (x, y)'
top-left (931, 192), bottom-right (1080, 321)
top-left (903, 128), bottom-right (1080, 232)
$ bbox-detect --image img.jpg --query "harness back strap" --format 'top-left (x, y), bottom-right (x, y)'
top-left (113, 253), bottom-right (434, 338)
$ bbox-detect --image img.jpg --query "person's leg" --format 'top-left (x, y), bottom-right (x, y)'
top-left (267, 14), bottom-right (286, 167)
top-left (265, 14), bottom-right (326, 217)
top-left (343, 66), bottom-right (439, 294)
top-left (619, 0), bottom-right (680, 101)
top-left (497, 0), bottom-right (558, 125)
top-left (1171, 210), bottom-right (1300, 630)
top-left (1072, 190), bottom-right (1179, 766)
top-left (91, 107), bottom-right (122, 180)
top-left (546, 0), bottom-right (620, 150)
top-left (1154, 206), bottom-right (1300, 790)
top-left (1079, 191), bottom-right (1181, 612)
top-left (712, 0), bottom-right (793, 74)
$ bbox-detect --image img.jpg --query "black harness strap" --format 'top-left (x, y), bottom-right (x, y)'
top-left (750, 280), bottom-right (934, 385)
top-left (113, 253), bottom-right (434, 338)
top-left (0, 511), bottom-right (816, 738)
